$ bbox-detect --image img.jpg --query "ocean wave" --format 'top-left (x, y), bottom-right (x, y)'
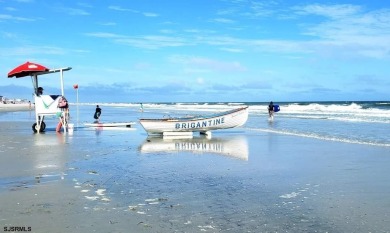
top-left (248, 103), bottom-right (390, 123)
top-left (77, 102), bottom-right (390, 123)
top-left (281, 102), bottom-right (363, 112)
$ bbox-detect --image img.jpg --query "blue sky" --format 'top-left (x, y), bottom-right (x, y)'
top-left (1, 0), bottom-right (389, 102)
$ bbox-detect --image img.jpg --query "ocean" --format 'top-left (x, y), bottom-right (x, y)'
top-left (1, 101), bottom-right (389, 147)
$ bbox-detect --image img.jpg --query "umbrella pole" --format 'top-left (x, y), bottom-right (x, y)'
top-left (31, 75), bottom-right (38, 94)
top-left (60, 69), bottom-right (64, 96)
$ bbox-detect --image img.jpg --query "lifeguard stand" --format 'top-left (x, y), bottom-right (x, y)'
top-left (31, 67), bottom-right (72, 133)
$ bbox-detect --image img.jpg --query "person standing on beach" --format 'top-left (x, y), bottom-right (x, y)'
top-left (268, 101), bottom-right (274, 118)
top-left (94, 105), bottom-right (102, 122)
top-left (37, 87), bottom-right (44, 96)
top-left (140, 103), bottom-right (144, 112)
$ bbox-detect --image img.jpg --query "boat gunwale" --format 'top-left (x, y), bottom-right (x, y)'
top-left (139, 106), bottom-right (248, 122)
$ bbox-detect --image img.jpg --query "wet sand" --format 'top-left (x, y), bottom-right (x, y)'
top-left (1, 119), bottom-right (390, 232)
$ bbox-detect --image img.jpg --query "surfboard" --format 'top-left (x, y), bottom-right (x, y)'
top-left (84, 122), bottom-right (135, 128)
top-left (273, 105), bottom-right (280, 112)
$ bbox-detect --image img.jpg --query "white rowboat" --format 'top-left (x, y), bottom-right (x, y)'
top-left (139, 106), bottom-right (248, 135)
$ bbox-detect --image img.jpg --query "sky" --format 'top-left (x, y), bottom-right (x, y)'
top-left (1, 0), bottom-right (389, 103)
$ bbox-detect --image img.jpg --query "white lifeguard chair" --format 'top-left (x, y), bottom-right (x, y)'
top-left (8, 62), bottom-right (72, 133)
top-left (31, 67), bottom-right (72, 133)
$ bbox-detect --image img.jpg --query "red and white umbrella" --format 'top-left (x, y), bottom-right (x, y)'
top-left (8, 61), bottom-right (49, 78)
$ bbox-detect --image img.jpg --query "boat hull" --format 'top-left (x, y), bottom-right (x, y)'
top-left (139, 107), bottom-right (248, 135)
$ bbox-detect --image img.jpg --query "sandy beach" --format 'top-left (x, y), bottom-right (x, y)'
top-left (1, 106), bottom-right (390, 233)
top-left (0, 103), bottom-right (31, 112)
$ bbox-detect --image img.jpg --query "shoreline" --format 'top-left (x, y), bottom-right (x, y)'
top-left (0, 119), bottom-right (390, 232)
top-left (0, 103), bottom-right (32, 112)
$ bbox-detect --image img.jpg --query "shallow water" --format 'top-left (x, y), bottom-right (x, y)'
top-left (1, 104), bottom-right (390, 232)
top-left (1, 101), bottom-right (389, 147)
top-left (58, 128), bottom-right (390, 232)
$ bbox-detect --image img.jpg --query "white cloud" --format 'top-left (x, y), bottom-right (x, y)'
top-left (213, 17), bottom-right (235, 24)
top-left (100, 22), bottom-right (117, 26)
top-left (116, 35), bottom-right (188, 49)
top-left (219, 47), bottom-right (243, 53)
top-left (86, 32), bottom-right (189, 49)
top-left (0, 45), bottom-right (83, 58)
top-left (160, 29), bottom-right (175, 34)
top-left (196, 77), bottom-right (205, 85)
top-left (85, 3), bottom-right (390, 59)
top-left (143, 12), bottom-right (159, 17)
top-left (77, 2), bottom-right (93, 8)
top-left (296, 6), bottom-right (390, 58)
top-left (54, 6), bottom-right (90, 16)
top-left (108, 6), bottom-right (157, 17)
top-left (108, 6), bottom-right (137, 13)
top-left (5, 7), bottom-right (17, 12)
top-left (85, 32), bottom-right (123, 39)
top-left (294, 4), bottom-right (362, 19)
top-left (0, 14), bottom-right (35, 21)
top-left (170, 55), bottom-right (247, 73)
top-left (249, 1), bottom-right (278, 17)
top-left (66, 8), bottom-right (90, 16)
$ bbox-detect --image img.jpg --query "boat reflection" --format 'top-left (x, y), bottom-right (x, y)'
top-left (139, 135), bottom-right (249, 160)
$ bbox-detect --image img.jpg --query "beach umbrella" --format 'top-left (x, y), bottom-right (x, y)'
top-left (7, 61), bottom-right (49, 78)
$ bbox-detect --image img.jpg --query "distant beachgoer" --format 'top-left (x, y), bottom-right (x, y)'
top-left (37, 87), bottom-right (44, 96)
top-left (28, 101), bottom-right (32, 110)
top-left (268, 101), bottom-right (274, 118)
top-left (140, 103), bottom-right (144, 112)
top-left (94, 105), bottom-right (102, 122)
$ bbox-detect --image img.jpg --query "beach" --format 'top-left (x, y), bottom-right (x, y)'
top-left (1, 103), bottom-right (390, 232)
top-left (0, 103), bottom-right (31, 112)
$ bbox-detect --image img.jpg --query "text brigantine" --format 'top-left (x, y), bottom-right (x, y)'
top-left (175, 117), bottom-right (225, 129)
